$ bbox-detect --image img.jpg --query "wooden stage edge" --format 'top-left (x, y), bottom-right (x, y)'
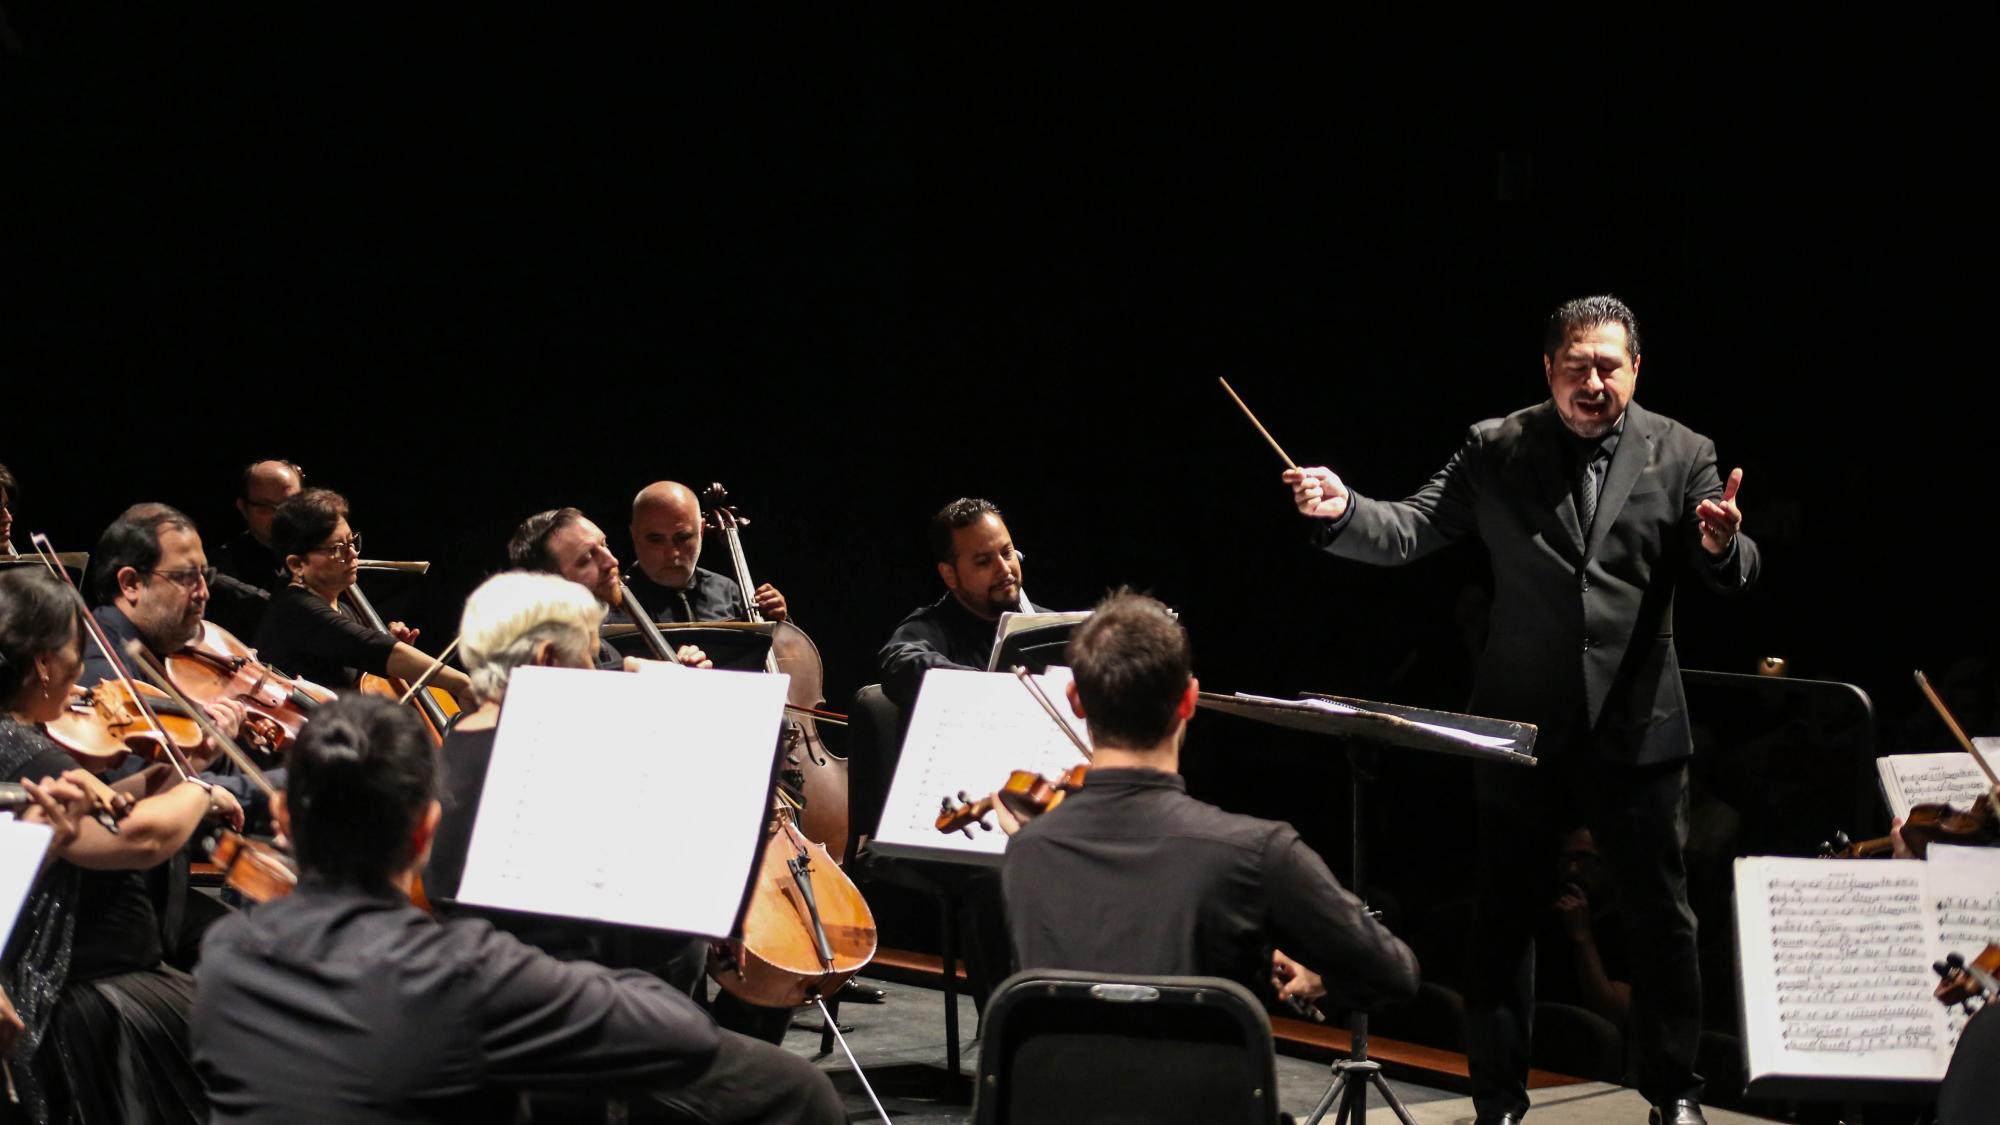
top-left (868, 948), bottom-right (1586, 1093)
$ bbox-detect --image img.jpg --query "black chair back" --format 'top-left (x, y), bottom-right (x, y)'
top-left (975, 970), bottom-right (1280, 1125)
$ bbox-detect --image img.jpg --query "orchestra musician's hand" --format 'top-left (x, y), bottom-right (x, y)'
top-left (203, 697), bottom-right (247, 741)
top-left (387, 620), bottom-right (421, 646)
top-left (206, 786), bottom-right (246, 833)
top-left (673, 645), bottom-right (713, 670)
top-left (1553, 882), bottom-right (1595, 942)
top-left (1695, 468), bottom-right (1744, 556)
top-left (992, 800), bottom-right (1024, 837)
top-left (1283, 466), bottom-right (1351, 522)
top-left (1271, 948), bottom-right (1326, 1007)
top-left (1890, 816), bottom-right (1917, 860)
top-left (0, 984), bottom-right (23, 1053)
top-left (752, 583), bottom-right (788, 622)
top-left (16, 775), bottom-right (92, 854)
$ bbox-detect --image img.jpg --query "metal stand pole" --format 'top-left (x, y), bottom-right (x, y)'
top-left (1304, 746), bottom-right (1419, 1125)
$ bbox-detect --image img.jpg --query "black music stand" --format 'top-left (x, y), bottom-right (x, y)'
top-left (601, 621), bottom-right (776, 672)
top-left (1195, 690), bottom-right (1537, 1125)
top-left (986, 613), bottom-right (1090, 674)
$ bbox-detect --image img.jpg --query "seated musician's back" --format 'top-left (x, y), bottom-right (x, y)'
top-left (192, 693), bottom-right (843, 1125)
top-left (1001, 592), bottom-right (1421, 1014)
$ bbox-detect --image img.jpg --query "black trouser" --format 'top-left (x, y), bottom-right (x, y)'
top-left (651, 1028), bottom-right (846, 1125)
top-left (1465, 751), bottom-right (1703, 1120)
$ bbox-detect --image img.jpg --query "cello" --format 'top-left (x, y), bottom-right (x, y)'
top-left (700, 483), bottom-right (852, 861)
top-left (346, 581), bottom-right (459, 744)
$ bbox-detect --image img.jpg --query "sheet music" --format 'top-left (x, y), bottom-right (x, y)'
top-left (1737, 856), bottom-right (1962, 1085)
top-left (1231, 692), bottom-right (1518, 751)
top-left (455, 664), bottom-right (786, 937)
top-left (871, 667), bottom-right (1091, 865)
top-left (0, 819), bottom-right (54, 950)
top-left (1877, 751), bottom-right (1992, 821)
top-left (1920, 844), bottom-right (2000, 1046)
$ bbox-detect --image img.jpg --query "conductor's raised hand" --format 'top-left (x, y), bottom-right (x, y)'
top-left (1695, 468), bottom-right (1744, 556)
top-left (1283, 466), bottom-right (1351, 521)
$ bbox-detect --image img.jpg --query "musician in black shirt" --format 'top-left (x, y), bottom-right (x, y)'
top-left (877, 497), bottom-right (1044, 710)
top-left (625, 481), bottom-right (789, 624)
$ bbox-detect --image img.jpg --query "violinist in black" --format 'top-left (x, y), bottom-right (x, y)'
top-left (877, 498), bottom-right (1041, 710)
top-left (251, 489), bottom-right (472, 705)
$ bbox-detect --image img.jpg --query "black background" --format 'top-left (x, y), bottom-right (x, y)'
top-left (4, 10), bottom-right (1990, 869)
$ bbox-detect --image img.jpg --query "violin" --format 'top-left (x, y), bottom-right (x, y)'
top-left (702, 483), bottom-right (852, 862)
top-left (708, 802), bottom-right (877, 1009)
top-left (936, 765), bottom-right (1089, 836)
top-left (1824, 671), bottom-right (2000, 859)
top-left (346, 581), bottom-right (459, 744)
top-left (164, 621), bottom-right (337, 760)
top-left (46, 680), bottom-right (205, 767)
top-left (27, 534), bottom-right (295, 903)
top-left (935, 667), bottom-right (1093, 836)
top-left (1935, 943), bottom-right (2000, 1014)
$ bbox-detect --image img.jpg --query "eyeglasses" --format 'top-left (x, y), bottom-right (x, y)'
top-left (146, 566), bottom-right (217, 591)
top-left (308, 534), bottom-right (363, 560)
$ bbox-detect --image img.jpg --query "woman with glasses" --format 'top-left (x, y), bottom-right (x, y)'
top-left (252, 489), bottom-right (472, 706)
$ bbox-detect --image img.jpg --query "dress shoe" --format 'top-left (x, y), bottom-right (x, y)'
top-left (1473, 1113), bottom-right (1523, 1125)
top-left (1648, 1100), bottom-right (1707, 1125)
top-left (838, 979), bottom-right (886, 1004)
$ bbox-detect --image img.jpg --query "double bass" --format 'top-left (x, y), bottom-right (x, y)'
top-left (700, 484), bottom-right (852, 861)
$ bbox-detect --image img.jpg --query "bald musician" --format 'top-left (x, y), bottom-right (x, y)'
top-left (624, 481), bottom-right (789, 625)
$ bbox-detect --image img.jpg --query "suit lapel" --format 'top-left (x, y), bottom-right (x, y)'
top-left (1524, 403), bottom-right (1586, 557)
top-left (1585, 401), bottom-right (1656, 561)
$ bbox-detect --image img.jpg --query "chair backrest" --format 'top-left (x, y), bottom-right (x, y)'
top-left (974, 970), bottom-right (1280, 1125)
top-left (847, 683), bottom-right (908, 845)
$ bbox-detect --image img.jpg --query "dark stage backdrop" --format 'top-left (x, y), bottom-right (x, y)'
top-left (4, 10), bottom-right (1990, 883)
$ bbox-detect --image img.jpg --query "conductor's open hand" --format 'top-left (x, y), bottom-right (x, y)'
top-left (1284, 466), bottom-right (1351, 521)
top-left (1695, 468), bottom-right (1744, 556)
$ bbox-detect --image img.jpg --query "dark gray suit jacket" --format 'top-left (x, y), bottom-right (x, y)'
top-left (1321, 400), bottom-right (1759, 766)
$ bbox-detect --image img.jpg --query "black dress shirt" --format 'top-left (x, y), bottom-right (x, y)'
top-left (252, 586), bottom-right (396, 688)
top-left (622, 566), bottom-right (747, 624)
top-left (209, 531), bottom-right (285, 639)
top-left (1002, 767), bottom-right (1419, 1012)
top-left (192, 879), bottom-right (721, 1124)
top-left (876, 591), bottom-right (1040, 710)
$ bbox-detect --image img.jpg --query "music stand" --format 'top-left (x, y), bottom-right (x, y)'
top-left (601, 621), bottom-right (777, 672)
top-left (1195, 691), bottom-right (1537, 1125)
top-left (986, 611), bottom-right (1091, 674)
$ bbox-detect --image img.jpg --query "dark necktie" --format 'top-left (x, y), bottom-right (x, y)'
top-left (1577, 444), bottom-right (1607, 538)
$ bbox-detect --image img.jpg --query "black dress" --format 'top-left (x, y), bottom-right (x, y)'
top-left (0, 719), bottom-right (206, 1125)
top-left (251, 586), bottom-right (396, 689)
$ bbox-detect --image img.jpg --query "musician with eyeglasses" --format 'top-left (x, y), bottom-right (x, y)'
top-left (252, 488), bottom-right (472, 706)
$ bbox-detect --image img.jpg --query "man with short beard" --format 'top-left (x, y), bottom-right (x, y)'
top-left (876, 497), bottom-right (1041, 711)
top-left (1284, 296), bottom-right (1758, 1125)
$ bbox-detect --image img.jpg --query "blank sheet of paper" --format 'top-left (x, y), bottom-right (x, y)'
top-left (0, 818), bottom-right (53, 950)
top-left (456, 665), bottom-right (787, 937)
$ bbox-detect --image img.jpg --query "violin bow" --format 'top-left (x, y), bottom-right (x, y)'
top-left (1915, 670), bottom-right (2000, 788)
top-left (399, 637), bottom-right (462, 705)
top-left (1012, 666), bottom-right (1092, 761)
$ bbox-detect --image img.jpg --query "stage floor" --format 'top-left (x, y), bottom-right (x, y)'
top-left (780, 976), bottom-right (1783, 1124)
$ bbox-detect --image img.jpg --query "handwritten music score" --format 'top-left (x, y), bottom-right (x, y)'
top-left (1876, 742), bottom-right (2000, 820)
top-left (1737, 847), bottom-right (2000, 1093)
top-left (868, 667), bottom-right (1090, 867)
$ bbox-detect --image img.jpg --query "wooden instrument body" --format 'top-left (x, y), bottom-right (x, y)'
top-left (708, 817), bottom-right (877, 1009)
